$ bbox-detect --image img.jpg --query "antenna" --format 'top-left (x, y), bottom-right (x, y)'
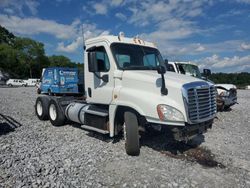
top-left (81, 25), bottom-right (85, 50)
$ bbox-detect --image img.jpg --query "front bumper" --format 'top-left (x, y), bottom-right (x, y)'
top-left (169, 119), bottom-right (213, 141)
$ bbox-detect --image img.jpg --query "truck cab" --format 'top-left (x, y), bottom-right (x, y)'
top-left (167, 61), bottom-right (237, 110)
top-left (35, 34), bottom-right (217, 156)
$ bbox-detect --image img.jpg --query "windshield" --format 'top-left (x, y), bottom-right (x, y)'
top-left (111, 43), bottom-right (164, 70)
top-left (177, 63), bottom-right (202, 78)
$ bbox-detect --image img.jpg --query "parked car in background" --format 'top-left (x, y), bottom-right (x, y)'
top-left (6, 79), bottom-right (27, 87)
top-left (24, 78), bottom-right (40, 86)
top-left (167, 61), bottom-right (237, 111)
top-left (215, 84), bottom-right (237, 110)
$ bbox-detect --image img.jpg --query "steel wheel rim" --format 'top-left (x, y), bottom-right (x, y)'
top-left (49, 104), bottom-right (57, 121)
top-left (36, 101), bottom-right (43, 116)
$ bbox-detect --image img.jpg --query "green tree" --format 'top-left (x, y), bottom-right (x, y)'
top-left (13, 37), bottom-right (46, 78)
top-left (0, 43), bottom-right (20, 77)
top-left (48, 55), bottom-right (77, 67)
top-left (0, 25), bottom-right (15, 45)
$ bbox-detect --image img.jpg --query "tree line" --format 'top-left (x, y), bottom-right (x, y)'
top-left (208, 72), bottom-right (250, 88)
top-left (0, 25), bottom-right (83, 79)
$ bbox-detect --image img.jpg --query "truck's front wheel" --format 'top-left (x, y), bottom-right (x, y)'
top-left (48, 100), bottom-right (65, 126)
top-left (124, 111), bottom-right (140, 156)
top-left (35, 96), bottom-right (49, 120)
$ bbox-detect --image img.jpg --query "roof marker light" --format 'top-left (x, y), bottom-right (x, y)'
top-left (118, 32), bottom-right (125, 41)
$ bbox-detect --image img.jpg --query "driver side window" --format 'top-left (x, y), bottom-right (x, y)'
top-left (92, 46), bottom-right (110, 72)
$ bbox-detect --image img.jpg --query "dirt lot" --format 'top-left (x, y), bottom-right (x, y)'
top-left (0, 87), bottom-right (250, 187)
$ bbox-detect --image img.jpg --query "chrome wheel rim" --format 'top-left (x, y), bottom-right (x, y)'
top-left (36, 101), bottom-right (43, 116)
top-left (49, 104), bottom-right (57, 121)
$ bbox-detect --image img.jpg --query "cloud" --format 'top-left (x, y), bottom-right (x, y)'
top-left (93, 3), bottom-right (108, 15)
top-left (128, 0), bottom-right (206, 27)
top-left (126, 0), bottom-right (212, 53)
top-left (240, 42), bottom-right (250, 50)
top-left (56, 24), bottom-right (110, 53)
top-left (83, 0), bottom-right (124, 16)
top-left (0, 14), bottom-right (80, 39)
top-left (57, 37), bottom-right (83, 53)
top-left (236, 0), bottom-right (250, 4)
top-left (197, 54), bottom-right (250, 72)
top-left (150, 39), bottom-right (245, 60)
top-left (0, 0), bottom-right (39, 15)
top-left (0, 14), bottom-right (109, 53)
top-left (115, 13), bottom-right (127, 21)
top-left (195, 44), bottom-right (206, 52)
top-left (111, 0), bottom-right (123, 6)
top-left (3, 8), bottom-right (15, 14)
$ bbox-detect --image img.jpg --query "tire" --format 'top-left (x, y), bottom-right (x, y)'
top-left (8, 84), bottom-right (13, 87)
top-left (48, 89), bottom-right (53, 96)
top-left (48, 99), bottom-right (66, 126)
top-left (37, 88), bottom-right (41, 94)
top-left (124, 111), bottom-right (140, 156)
top-left (35, 96), bottom-right (49, 120)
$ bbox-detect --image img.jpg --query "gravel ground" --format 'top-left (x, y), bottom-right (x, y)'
top-left (0, 87), bottom-right (250, 187)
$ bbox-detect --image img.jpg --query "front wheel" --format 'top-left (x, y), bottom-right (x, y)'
top-left (124, 111), bottom-right (140, 156)
top-left (48, 100), bottom-right (66, 126)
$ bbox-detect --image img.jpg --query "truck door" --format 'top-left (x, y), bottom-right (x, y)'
top-left (85, 45), bottom-right (114, 104)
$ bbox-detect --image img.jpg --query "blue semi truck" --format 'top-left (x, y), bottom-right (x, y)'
top-left (39, 67), bottom-right (82, 95)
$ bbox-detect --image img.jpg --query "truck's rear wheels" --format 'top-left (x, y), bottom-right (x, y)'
top-left (48, 100), bottom-right (65, 126)
top-left (124, 111), bottom-right (140, 156)
top-left (35, 96), bottom-right (49, 120)
top-left (37, 88), bottom-right (41, 94)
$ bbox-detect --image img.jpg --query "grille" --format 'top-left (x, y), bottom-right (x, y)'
top-left (187, 86), bottom-right (216, 122)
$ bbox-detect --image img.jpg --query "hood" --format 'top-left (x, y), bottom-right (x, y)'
top-left (118, 70), bottom-right (212, 124)
top-left (215, 84), bottom-right (237, 90)
top-left (122, 70), bottom-right (204, 89)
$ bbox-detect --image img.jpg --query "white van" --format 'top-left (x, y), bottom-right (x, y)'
top-left (24, 78), bottom-right (40, 86)
top-left (6, 79), bottom-right (27, 87)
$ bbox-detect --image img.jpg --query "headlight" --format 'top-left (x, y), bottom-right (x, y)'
top-left (157, 104), bottom-right (185, 122)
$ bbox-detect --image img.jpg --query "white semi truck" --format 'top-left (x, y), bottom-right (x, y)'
top-left (35, 34), bottom-right (216, 156)
top-left (167, 61), bottom-right (237, 111)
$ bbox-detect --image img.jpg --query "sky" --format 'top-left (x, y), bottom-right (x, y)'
top-left (0, 0), bottom-right (250, 73)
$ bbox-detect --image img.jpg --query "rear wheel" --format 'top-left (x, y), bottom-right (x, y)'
top-left (8, 84), bottom-right (13, 87)
top-left (37, 88), bottom-right (41, 94)
top-left (48, 100), bottom-right (66, 126)
top-left (124, 111), bottom-right (140, 156)
top-left (48, 89), bottom-right (52, 96)
top-left (35, 96), bottom-right (49, 120)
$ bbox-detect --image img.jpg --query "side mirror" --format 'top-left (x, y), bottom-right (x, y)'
top-left (157, 65), bottom-right (166, 74)
top-left (203, 69), bottom-right (211, 77)
top-left (88, 52), bottom-right (98, 72)
top-left (164, 59), bottom-right (168, 65)
top-left (102, 74), bottom-right (109, 82)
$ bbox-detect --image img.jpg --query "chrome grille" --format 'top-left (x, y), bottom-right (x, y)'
top-left (187, 86), bottom-right (216, 122)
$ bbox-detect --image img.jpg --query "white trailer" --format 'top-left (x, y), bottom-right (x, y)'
top-left (35, 34), bottom-right (216, 156)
